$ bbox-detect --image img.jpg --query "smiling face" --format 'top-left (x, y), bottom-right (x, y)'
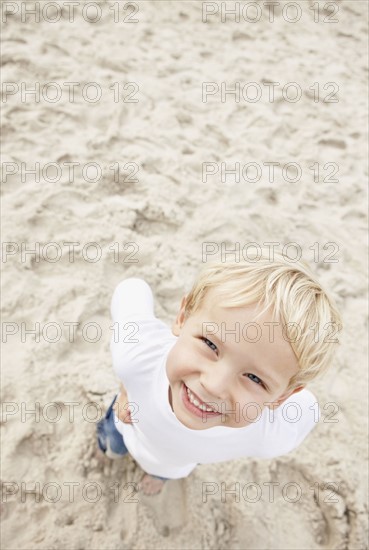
top-left (165, 288), bottom-right (305, 430)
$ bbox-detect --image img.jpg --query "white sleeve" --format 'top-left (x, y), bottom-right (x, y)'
top-left (110, 278), bottom-right (155, 323)
top-left (278, 389), bottom-right (321, 456)
top-left (290, 389), bottom-right (321, 450)
top-left (257, 389), bottom-right (321, 459)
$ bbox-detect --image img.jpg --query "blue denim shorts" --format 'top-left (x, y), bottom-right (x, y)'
top-left (96, 394), bottom-right (169, 482)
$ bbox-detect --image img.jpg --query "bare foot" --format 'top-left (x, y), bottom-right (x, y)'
top-left (138, 474), bottom-right (166, 496)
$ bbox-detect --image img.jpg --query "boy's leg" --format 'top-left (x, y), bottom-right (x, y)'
top-left (96, 394), bottom-right (169, 489)
top-left (96, 394), bottom-right (129, 459)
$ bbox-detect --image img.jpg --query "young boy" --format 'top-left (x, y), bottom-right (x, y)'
top-left (97, 251), bottom-right (342, 496)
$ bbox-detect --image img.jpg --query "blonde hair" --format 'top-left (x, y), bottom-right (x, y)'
top-left (184, 249), bottom-right (343, 392)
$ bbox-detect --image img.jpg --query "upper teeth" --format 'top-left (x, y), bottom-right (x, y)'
top-left (186, 386), bottom-right (216, 412)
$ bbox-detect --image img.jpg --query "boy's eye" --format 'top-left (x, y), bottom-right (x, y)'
top-left (247, 373), bottom-right (266, 389)
top-left (201, 337), bottom-right (218, 354)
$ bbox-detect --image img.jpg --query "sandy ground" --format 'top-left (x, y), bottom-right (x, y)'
top-left (1, 1), bottom-right (368, 549)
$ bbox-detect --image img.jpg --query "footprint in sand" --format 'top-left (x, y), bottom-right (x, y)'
top-left (138, 477), bottom-right (188, 535)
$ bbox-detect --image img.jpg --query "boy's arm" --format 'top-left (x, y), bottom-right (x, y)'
top-left (110, 278), bottom-right (156, 380)
top-left (111, 278), bottom-right (155, 324)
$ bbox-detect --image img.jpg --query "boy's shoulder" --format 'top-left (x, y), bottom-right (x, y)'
top-left (257, 388), bottom-right (320, 458)
top-left (111, 314), bottom-right (175, 374)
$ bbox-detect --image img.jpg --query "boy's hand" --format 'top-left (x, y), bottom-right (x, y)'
top-left (113, 383), bottom-right (133, 424)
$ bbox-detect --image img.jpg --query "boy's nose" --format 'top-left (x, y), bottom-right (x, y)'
top-left (199, 372), bottom-right (231, 402)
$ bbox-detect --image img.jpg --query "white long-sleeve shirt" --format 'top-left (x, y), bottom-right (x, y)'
top-left (110, 278), bottom-right (320, 479)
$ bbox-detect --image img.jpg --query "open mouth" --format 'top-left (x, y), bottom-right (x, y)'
top-left (181, 382), bottom-right (221, 418)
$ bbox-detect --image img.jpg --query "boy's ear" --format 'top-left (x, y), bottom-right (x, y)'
top-left (266, 384), bottom-right (305, 409)
top-left (172, 295), bottom-right (187, 336)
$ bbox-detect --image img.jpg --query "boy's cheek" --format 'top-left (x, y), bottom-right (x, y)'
top-left (167, 361), bottom-right (188, 383)
top-left (166, 343), bottom-right (194, 380)
top-left (165, 347), bottom-right (179, 382)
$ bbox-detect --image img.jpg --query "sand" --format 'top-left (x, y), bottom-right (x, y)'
top-left (1, 1), bottom-right (368, 549)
